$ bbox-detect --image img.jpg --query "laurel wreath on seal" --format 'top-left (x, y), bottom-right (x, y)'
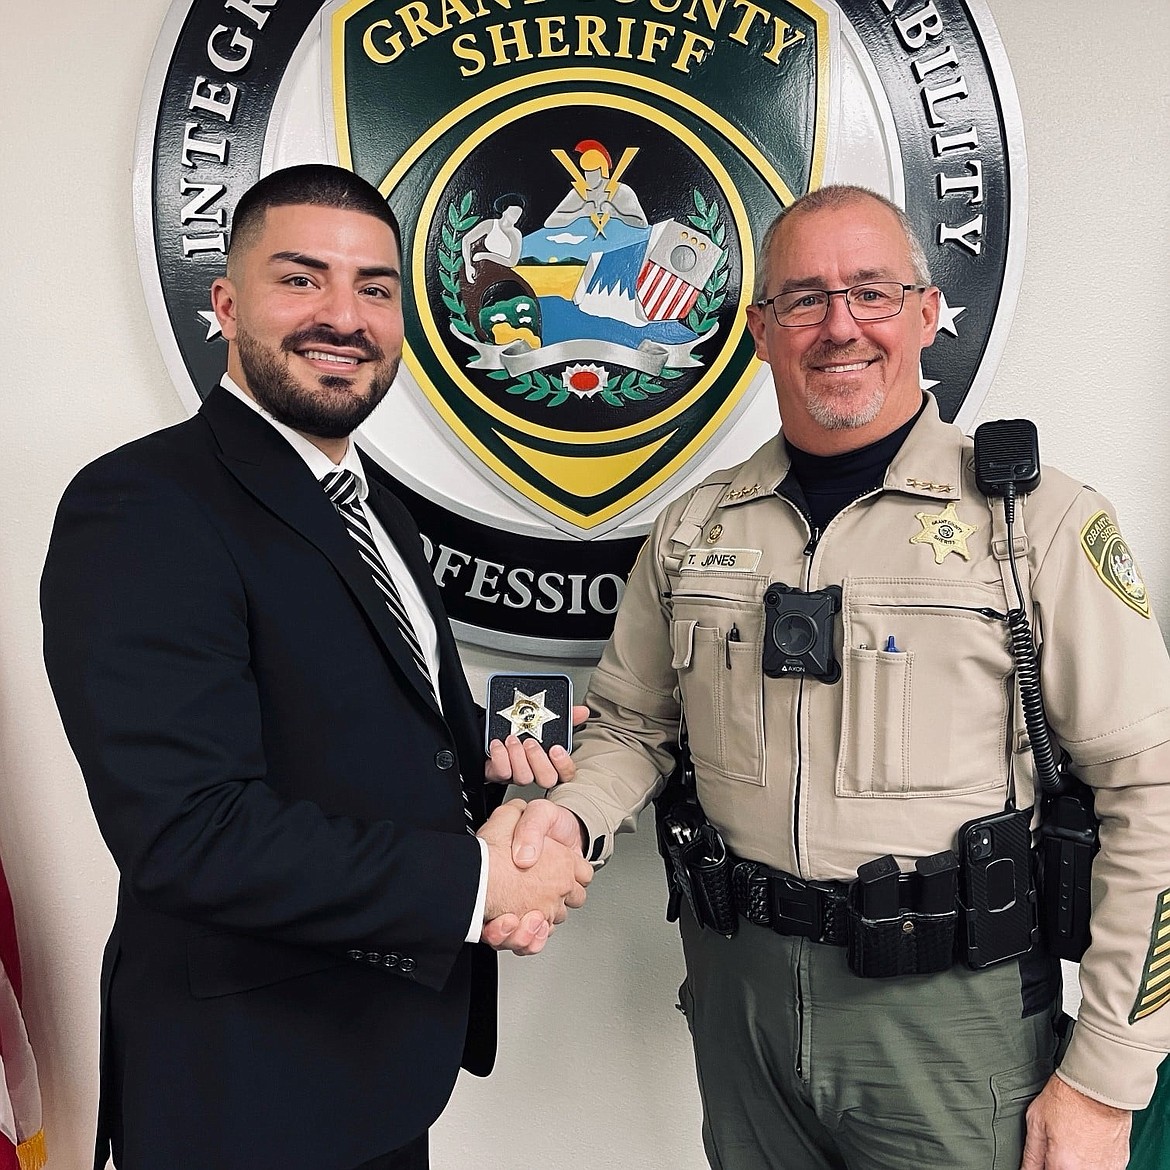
top-left (685, 189), bottom-right (729, 335)
top-left (498, 365), bottom-right (680, 409)
top-left (437, 190), bottom-right (726, 407)
top-left (438, 193), bottom-right (480, 340)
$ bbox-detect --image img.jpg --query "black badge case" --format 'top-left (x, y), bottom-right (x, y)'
top-left (485, 672), bottom-right (573, 753)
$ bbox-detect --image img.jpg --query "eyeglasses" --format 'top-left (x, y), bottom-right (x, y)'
top-left (757, 282), bottom-right (928, 328)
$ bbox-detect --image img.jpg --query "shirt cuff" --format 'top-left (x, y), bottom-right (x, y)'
top-left (465, 834), bottom-right (489, 943)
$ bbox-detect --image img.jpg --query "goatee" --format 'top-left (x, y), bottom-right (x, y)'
top-left (803, 343), bottom-right (885, 431)
top-left (237, 324), bottom-right (399, 439)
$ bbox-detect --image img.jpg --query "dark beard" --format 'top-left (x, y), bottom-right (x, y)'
top-left (237, 325), bottom-right (399, 439)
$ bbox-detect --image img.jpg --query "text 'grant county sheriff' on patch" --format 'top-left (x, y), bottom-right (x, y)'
top-left (1080, 510), bottom-right (1150, 619)
top-left (136, 0), bottom-right (1027, 656)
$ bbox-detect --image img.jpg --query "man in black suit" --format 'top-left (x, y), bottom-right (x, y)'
top-left (41, 164), bottom-right (592, 1170)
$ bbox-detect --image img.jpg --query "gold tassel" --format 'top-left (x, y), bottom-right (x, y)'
top-left (16, 1130), bottom-right (46, 1170)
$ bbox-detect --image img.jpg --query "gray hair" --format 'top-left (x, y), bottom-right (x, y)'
top-left (751, 185), bottom-right (932, 302)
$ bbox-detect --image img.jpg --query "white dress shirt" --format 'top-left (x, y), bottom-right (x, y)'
top-left (220, 376), bottom-right (489, 942)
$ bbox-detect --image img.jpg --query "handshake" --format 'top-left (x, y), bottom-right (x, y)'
top-left (476, 708), bottom-right (593, 955)
top-left (476, 798), bottom-right (592, 956)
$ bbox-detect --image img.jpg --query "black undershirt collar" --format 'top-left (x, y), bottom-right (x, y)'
top-left (781, 398), bottom-right (926, 534)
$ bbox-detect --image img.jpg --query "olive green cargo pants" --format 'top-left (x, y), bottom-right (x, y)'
top-left (678, 908), bottom-right (1060, 1170)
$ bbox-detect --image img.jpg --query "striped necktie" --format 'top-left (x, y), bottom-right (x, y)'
top-left (323, 469), bottom-right (436, 698)
top-left (321, 469), bottom-right (475, 834)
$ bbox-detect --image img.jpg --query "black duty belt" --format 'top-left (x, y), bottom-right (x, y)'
top-left (731, 855), bottom-right (850, 946)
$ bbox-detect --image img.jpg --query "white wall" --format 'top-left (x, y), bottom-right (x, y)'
top-left (2, 2), bottom-right (1167, 1166)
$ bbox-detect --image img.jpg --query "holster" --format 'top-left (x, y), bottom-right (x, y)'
top-left (1037, 777), bottom-right (1098, 961)
top-left (988, 492), bottom-right (1100, 964)
top-left (654, 756), bottom-right (696, 924)
top-left (846, 891), bottom-right (958, 978)
top-left (846, 860), bottom-right (958, 979)
top-left (658, 803), bottom-right (738, 937)
top-left (654, 736), bottom-right (737, 937)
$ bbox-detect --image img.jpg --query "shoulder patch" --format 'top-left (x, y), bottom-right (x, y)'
top-left (1130, 889), bottom-right (1170, 1023)
top-left (1080, 510), bottom-right (1150, 618)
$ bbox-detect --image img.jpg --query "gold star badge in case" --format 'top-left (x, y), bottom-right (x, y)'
top-left (485, 672), bottom-right (573, 752)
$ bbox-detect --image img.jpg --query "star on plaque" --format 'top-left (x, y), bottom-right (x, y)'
top-left (497, 689), bottom-right (560, 739)
top-left (936, 291), bottom-right (967, 338)
top-left (910, 501), bottom-right (978, 564)
top-left (197, 309), bottom-right (222, 341)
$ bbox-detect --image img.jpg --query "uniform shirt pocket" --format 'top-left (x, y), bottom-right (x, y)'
top-left (836, 577), bottom-right (1013, 798)
top-left (671, 619), bottom-right (697, 669)
top-left (670, 574), bottom-right (766, 785)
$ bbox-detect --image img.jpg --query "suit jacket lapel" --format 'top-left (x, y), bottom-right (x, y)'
top-left (361, 451), bottom-right (488, 819)
top-left (200, 387), bottom-right (443, 718)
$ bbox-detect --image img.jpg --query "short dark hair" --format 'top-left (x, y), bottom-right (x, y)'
top-left (227, 164), bottom-right (403, 272)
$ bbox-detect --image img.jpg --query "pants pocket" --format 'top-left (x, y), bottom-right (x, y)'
top-left (991, 1058), bottom-right (1052, 1169)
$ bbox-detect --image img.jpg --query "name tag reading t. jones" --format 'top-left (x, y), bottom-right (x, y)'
top-left (681, 548), bottom-right (763, 572)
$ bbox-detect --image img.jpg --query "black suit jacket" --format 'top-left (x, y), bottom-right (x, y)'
top-left (41, 387), bottom-right (500, 1170)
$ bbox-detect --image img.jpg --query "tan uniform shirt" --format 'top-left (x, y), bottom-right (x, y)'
top-left (551, 396), bottom-right (1170, 1109)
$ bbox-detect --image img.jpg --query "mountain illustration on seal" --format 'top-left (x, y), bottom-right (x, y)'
top-left (442, 138), bottom-right (729, 408)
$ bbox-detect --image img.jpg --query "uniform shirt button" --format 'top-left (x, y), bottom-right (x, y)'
top-left (399, 957), bottom-right (417, 974)
top-left (435, 750), bottom-right (455, 770)
top-left (348, 950), bottom-right (365, 962)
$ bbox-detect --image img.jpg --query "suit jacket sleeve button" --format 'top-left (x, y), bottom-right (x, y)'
top-left (366, 951), bottom-right (382, 964)
top-left (435, 750), bottom-right (455, 770)
top-left (348, 950), bottom-right (365, 962)
top-left (384, 953), bottom-right (400, 968)
top-left (399, 957), bottom-right (416, 974)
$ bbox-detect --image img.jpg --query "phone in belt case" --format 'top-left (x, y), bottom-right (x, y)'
top-left (485, 672), bottom-right (573, 754)
top-left (956, 805), bottom-right (1038, 969)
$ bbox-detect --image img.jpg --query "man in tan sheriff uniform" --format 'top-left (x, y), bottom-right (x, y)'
top-left (510, 185), bottom-right (1170, 1169)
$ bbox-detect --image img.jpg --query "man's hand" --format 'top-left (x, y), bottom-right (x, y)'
top-left (485, 704), bottom-right (589, 789)
top-left (477, 799), bottom-right (592, 955)
top-left (1020, 1074), bottom-right (1131, 1170)
top-left (508, 798), bottom-right (590, 870)
top-left (479, 909), bottom-right (554, 956)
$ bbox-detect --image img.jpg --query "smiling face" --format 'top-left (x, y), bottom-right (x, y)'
top-left (745, 196), bottom-right (939, 455)
top-left (211, 203), bottom-right (404, 456)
